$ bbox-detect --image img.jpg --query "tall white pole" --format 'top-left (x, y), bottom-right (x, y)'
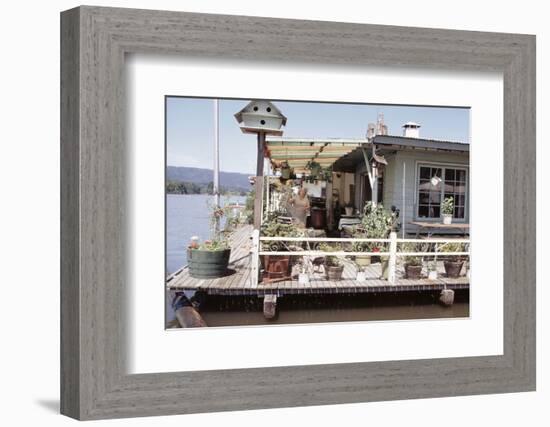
top-left (402, 161), bottom-right (406, 238)
top-left (213, 99), bottom-right (220, 236)
top-left (213, 99), bottom-right (220, 208)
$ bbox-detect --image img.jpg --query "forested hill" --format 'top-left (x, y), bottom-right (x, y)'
top-left (166, 166), bottom-right (251, 195)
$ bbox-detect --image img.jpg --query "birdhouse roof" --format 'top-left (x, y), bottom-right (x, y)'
top-left (234, 100), bottom-right (287, 126)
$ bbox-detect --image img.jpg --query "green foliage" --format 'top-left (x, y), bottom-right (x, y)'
top-left (441, 196), bottom-right (454, 215)
top-left (360, 202), bottom-right (395, 238)
top-left (439, 241), bottom-right (468, 262)
top-left (166, 180), bottom-right (248, 196)
top-left (400, 242), bottom-right (425, 266)
top-left (198, 239), bottom-right (229, 251)
top-left (318, 243), bottom-right (343, 267)
top-left (244, 189), bottom-right (255, 224)
top-left (306, 160), bottom-right (321, 177)
top-left (261, 219), bottom-right (303, 238)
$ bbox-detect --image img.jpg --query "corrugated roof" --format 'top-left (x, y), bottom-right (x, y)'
top-left (373, 135), bottom-right (469, 152)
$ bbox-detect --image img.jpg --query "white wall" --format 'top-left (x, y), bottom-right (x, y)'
top-left (1, 1), bottom-right (547, 426)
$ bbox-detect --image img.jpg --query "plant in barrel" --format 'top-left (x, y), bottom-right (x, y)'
top-left (187, 203), bottom-right (231, 279)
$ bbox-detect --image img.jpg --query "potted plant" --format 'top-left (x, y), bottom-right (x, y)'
top-left (427, 261), bottom-right (438, 280)
top-left (260, 217), bottom-right (304, 281)
top-left (320, 166), bottom-right (333, 182)
top-left (351, 233), bottom-right (372, 266)
top-left (441, 196), bottom-right (454, 225)
top-left (440, 242), bottom-right (467, 278)
top-left (187, 204), bottom-right (231, 279)
top-left (319, 243), bottom-right (344, 280)
top-left (355, 202), bottom-right (396, 268)
top-left (401, 243), bottom-right (423, 279)
top-left (297, 258), bottom-right (312, 285)
top-left (306, 160), bottom-right (322, 179)
top-left (280, 161), bottom-right (293, 180)
top-left (344, 203), bottom-right (354, 216)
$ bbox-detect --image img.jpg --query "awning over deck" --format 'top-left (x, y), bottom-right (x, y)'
top-left (265, 137), bottom-right (368, 174)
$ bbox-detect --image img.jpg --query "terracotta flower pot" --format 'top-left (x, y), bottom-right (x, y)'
top-left (405, 263), bottom-right (422, 279)
top-left (444, 260), bottom-right (464, 278)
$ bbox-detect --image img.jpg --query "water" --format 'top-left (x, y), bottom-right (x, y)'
top-left (166, 194), bottom-right (246, 274)
top-left (195, 292), bottom-right (469, 327)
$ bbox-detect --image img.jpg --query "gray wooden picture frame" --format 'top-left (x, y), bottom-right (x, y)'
top-left (60, 5), bottom-right (536, 420)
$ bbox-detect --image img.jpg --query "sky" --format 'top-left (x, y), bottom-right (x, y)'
top-left (166, 97), bottom-right (470, 175)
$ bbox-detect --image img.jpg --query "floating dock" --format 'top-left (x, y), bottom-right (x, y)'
top-left (166, 225), bottom-right (469, 297)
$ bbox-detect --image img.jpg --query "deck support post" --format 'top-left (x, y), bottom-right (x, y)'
top-left (250, 229), bottom-right (260, 286)
top-left (388, 231), bottom-right (397, 284)
top-left (326, 179), bottom-right (333, 231)
top-left (263, 294), bottom-right (277, 319)
top-left (254, 132), bottom-right (266, 230)
top-left (439, 289), bottom-right (455, 306)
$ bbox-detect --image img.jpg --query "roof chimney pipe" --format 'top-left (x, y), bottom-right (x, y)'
top-left (402, 122), bottom-right (421, 138)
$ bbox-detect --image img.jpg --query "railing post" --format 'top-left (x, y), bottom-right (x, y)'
top-left (388, 231), bottom-right (397, 284)
top-left (250, 229), bottom-right (260, 286)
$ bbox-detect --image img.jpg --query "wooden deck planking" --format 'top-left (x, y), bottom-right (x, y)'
top-left (167, 226), bottom-right (469, 296)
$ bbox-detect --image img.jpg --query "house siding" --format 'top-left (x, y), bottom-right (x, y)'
top-left (387, 150), bottom-right (469, 235)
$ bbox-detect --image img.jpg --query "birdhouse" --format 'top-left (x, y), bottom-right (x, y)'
top-left (234, 100), bottom-right (287, 135)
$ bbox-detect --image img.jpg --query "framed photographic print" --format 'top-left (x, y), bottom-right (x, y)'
top-left (61, 6), bottom-right (536, 420)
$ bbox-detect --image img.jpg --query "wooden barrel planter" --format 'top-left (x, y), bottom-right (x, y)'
top-left (404, 263), bottom-right (422, 279)
top-left (326, 265), bottom-right (344, 280)
top-left (444, 260), bottom-right (464, 278)
top-left (262, 255), bottom-right (290, 280)
top-left (188, 248), bottom-right (231, 279)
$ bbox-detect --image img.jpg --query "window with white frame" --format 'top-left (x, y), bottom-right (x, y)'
top-left (417, 165), bottom-right (467, 220)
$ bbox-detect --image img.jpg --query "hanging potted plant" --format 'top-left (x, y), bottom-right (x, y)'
top-left (401, 242), bottom-right (423, 279)
top-left (280, 161), bottom-right (293, 180)
top-left (441, 196), bottom-right (454, 225)
top-left (440, 242), bottom-right (467, 278)
top-left (320, 166), bottom-right (333, 183)
top-left (306, 160), bottom-right (321, 179)
top-left (187, 204), bottom-right (231, 279)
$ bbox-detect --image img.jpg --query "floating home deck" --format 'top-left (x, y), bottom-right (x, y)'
top-left (166, 225), bottom-right (470, 296)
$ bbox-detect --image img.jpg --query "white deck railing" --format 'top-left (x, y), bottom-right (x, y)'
top-left (250, 230), bottom-right (469, 285)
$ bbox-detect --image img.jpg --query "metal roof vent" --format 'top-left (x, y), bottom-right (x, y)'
top-left (402, 121), bottom-right (421, 138)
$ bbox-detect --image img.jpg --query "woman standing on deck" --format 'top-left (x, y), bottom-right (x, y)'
top-left (288, 187), bottom-right (310, 228)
